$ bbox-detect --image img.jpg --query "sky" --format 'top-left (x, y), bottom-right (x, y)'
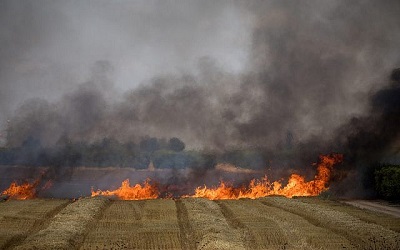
top-left (0, 0), bottom-right (252, 124)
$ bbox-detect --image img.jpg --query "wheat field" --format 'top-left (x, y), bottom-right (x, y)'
top-left (0, 197), bottom-right (399, 249)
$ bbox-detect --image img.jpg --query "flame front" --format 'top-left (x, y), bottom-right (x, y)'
top-left (189, 154), bottom-right (343, 199)
top-left (91, 179), bottom-right (159, 200)
top-left (2, 154), bottom-right (342, 200)
top-left (1, 180), bottom-right (39, 200)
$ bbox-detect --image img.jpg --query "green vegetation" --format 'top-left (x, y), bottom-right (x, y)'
top-left (375, 165), bottom-right (400, 200)
top-left (0, 136), bottom-right (218, 170)
top-left (219, 150), bottom-right (265, 170)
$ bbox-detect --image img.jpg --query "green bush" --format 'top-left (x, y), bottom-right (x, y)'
top-left (375, 165), bottom-right (400, 200)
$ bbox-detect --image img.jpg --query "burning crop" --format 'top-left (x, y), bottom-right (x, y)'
top-left (0, 1), bottom-right (399, 202)
top-left (89, 153), bottom-right (343, 200)
top-left (1, 174), bottom-right (54, 200)
top-left (189, 154), bottom-right (343, 199)
top-left (1, 154), bottom-right (342, 200)
top-left (1, 180), bottom-right (39, 200)
top-left (91, 179), bottom-right (159, 200)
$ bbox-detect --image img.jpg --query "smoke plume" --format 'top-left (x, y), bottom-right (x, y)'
top-left (1, 0), bottom-right (400, 198)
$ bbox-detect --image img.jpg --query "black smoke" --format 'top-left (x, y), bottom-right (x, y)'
top-left (1, 1), bottom-right (400, 198)
top-left (330, 69), bottom-right (400, 198)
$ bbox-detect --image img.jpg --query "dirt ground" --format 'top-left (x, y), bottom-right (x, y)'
top-left (343, 200), bottom-right (400, 218)
top-left (0, 197), bottom-right (399, 250)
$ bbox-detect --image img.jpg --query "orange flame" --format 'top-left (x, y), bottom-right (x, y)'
top-left (91, 179), bottom-right (159, 200)
top-left (1, 180), bottom-right (39, 200)
top-left (189, 154), bottom-right (343, 199)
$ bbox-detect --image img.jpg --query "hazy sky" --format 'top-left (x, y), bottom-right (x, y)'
top-left (0, 0), bottom-right (252, 123)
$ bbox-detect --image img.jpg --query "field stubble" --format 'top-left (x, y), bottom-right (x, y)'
top-left (0, 197), bottom-right (399, 249)
top-left (261, 197), bottom-right (400, 249)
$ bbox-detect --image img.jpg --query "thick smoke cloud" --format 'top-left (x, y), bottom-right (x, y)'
top-left (330, 69), bottom-right (400, 197)
top-left (1, 1), bottom-right (400, 197)
top-left (0, 0), bottom-right (250, 128)
top-left (3, 0), bottom-right (400, 150)
top-left (242, 0), bottom-right (400, 147)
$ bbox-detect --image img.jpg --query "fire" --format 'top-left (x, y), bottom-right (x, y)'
top-left (189, 154), bottom-right (343, 199)
top-left (91, 179), bottom-right (159, 200)
top-left (1, 180), bottom-right (39, 200)
top-left (42, 180), bottom-right (54, 190)
top-left (3, 154), bottom-right (342, 200)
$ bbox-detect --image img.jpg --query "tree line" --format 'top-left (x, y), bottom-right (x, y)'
top-left (0, 135), bottom-right (277, 170)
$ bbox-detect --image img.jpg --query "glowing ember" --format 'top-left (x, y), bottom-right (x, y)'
top-left (91, 179), bottom-right (159, 200)
top-left (2, 180), bottom-right (39, 200)
top-left (42, 180), bottom-right (54, 190)
top-left (189, 154), bottom-right (343, 199)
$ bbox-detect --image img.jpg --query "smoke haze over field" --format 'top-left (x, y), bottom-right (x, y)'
top-left (1, 0), bottom-right (400, 197)
top-left (0, 0), bottom-right (251, 131)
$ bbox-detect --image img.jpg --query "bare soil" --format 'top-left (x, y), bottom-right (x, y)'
top-left (0, 197), bottom-right (399, 249)
top-left (344, 200), bottom-right (400, 218)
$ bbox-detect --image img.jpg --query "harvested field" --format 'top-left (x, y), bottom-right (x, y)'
top-left (0, 197), bottom-right (399, 249)
top-left (0, 199), bottom-right (70, 249)
top-left (297, 197), bottom-right (400, 233)
top-left (261, 197), bottom-right (400, 249)
top-left (81, 199), bottom-right (182, 249)
top-left (216, 199), bottom-right (354, 249)
top-left (14, 197), bottom-right (108, 250)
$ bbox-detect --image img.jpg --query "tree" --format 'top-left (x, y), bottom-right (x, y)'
top-left (139, 137), bottom-right (160, 153)
top-left (168, 137), bottom-right (185, 152)
top-left (375, 165), bottom-right (400, 200)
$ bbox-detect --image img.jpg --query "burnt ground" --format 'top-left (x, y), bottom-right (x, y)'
top-left (0, 197), bottom-right (399, 250)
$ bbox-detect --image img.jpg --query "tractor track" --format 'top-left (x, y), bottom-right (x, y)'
top-left (261, 197), bottom-right (400, 250)
top-left (175, 199), bottom-right (196, 250)
top-left (215, 200), bottom-right (258, 250)
top-left (1, 197), bottom-right (399, 249)
top-left (13, 197), bottom-right (109, 250)
top-left (76, 199), bottom-right (113, 250)
top-left (0, 199), bottom-right (71, 249)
